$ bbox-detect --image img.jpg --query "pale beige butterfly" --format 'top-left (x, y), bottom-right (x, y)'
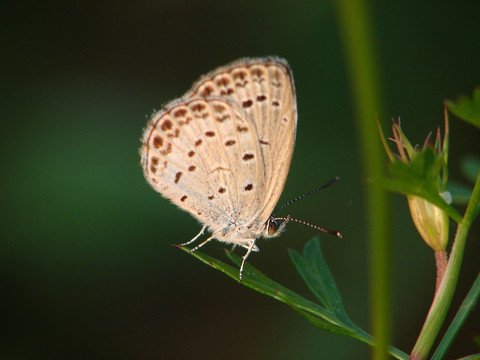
top-left (140, 57), bottom-right (297, 280)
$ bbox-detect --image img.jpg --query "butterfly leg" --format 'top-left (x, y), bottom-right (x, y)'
top-left (239, 240), bottom-right (257, 281)
top-left (179, 224), bottom-right (207, 247)
top-left (190, 230), bottom-right (222, 252)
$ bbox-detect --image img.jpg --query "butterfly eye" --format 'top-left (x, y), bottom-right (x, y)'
top-left (267, 219), bottom-right (279, 236)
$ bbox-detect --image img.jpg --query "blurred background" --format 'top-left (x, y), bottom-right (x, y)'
top-left (2, 1), bottom-right (480, 359)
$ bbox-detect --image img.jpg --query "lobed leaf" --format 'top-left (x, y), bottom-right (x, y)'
top-left (381, 149), bottom-right (463, 223)
top-left (446, 87), bottom-right (480, 130)
top-left (177, 240), bottom-right (409, 360)
top-left (289, 238), bottom-right (350, 322)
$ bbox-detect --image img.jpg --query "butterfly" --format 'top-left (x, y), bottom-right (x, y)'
top-left (141, 57), bottom-right (305, 280)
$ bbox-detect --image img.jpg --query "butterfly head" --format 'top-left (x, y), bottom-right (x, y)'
top-left (264, 216), bottom-right (290, 238)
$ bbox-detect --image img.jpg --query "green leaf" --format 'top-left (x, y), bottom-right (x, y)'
top-left (446, 87), bottom-right (480, 129)
top-left (403, 147), bottom-right (443, 188)
top-left (224, 249), bottom-right (360, 335)
top-left (178, 245), bottom-right (357, 336)
top-left (381, 149), bottom-right (463, 223)
top-left (431, 273), bottom-right (480, 360)
top-left (289, 238), bottom-right (349, 321)
top-left (177, 243), bottom-right (409, 360)
top-left (456, 354), bottom-right (480, 360)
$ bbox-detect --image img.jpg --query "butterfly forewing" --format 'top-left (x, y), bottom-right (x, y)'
top-left (187, 57), bottom-right (297, 226)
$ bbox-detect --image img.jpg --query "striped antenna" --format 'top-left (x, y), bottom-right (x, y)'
top-left (274, 216), bottom-right (342, 238)
top-left (272, 177), bottom-right (341, 238)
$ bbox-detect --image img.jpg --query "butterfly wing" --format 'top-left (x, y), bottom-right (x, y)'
top-left (140, 96), bottom-right (266, 240)
top-left (187, 57), bottom-right (297, 229)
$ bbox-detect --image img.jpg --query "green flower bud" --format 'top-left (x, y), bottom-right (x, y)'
top-left (407, 195), bottom-right (449, 251)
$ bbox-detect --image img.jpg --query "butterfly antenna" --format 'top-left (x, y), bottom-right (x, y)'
top-left (274, 217), bottom-right (342, 238)
top-left (272, 177), bottom-right (340, 216)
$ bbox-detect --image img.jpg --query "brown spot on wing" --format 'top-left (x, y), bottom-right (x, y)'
top-left (213, 104), bottom-right (226, 113)
top-left (200, 86), bottom-right (214, 97)
top-left (242, 99), bottom-right (253, 108)
top-left (232, 70), bottom-right (247, 80)
top-left (167, 128), bottom-right (180, 138)
top-left (191, 103), bottom-right (206, 112)
top-left (235, 80), bottom-right (248, 88)
top-left (220, 88), bottom-right (234, 95)
top-left (216, 77), bottom-right (230, 86)
top-left (153, 136), bottom-right (163, 148)
top-left (161, 119), bottom-right (172, 131)
top-left (173, 109), bottom-right (187, 118)
top-left (251, 68), bottom-right (264, 77)
top-left (174, 172), bottom-right (183, 184)
top-left (216, 115), bottom-right (229, 122)
top-left (160, 143), bottom-right (172, 155)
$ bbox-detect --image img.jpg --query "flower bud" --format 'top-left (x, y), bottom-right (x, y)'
top-left (407, 195), bottom-right (449, 251)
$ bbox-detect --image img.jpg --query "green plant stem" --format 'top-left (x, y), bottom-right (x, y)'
top-left (432, 273), bottom-right (480, 359)
top-left (411, 172), bottom-right (480, 359)
top-left (335, 1), bottom-right (390, 360)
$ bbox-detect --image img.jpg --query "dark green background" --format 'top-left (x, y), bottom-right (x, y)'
top-left (2, 2), bottom-right (479, 359)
